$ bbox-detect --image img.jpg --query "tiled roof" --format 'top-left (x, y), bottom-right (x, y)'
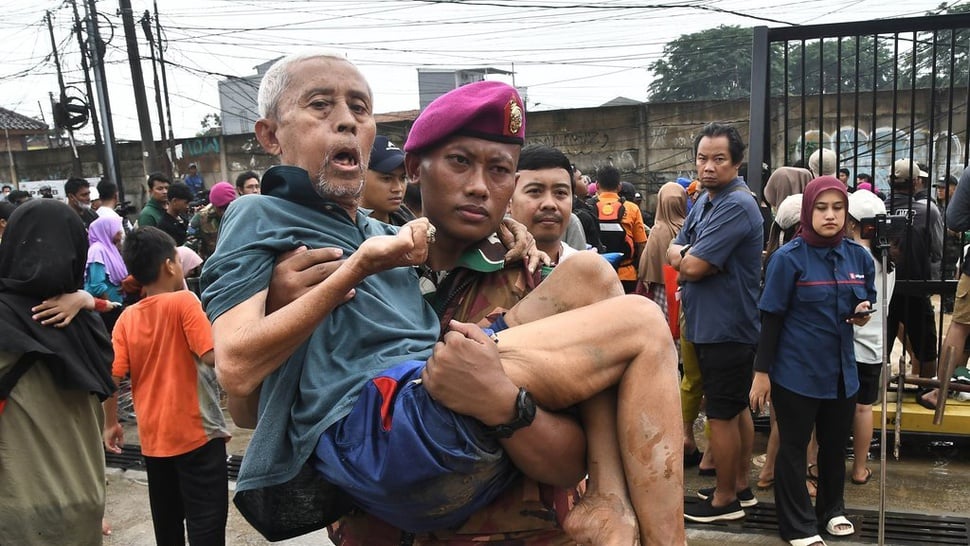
top-left (0, 107), bottom-right (48, 132)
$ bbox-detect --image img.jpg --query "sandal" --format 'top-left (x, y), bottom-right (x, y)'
top-left (789, 535), bottom-right (826, 546)
top-left (851, 467), bottom-right (872, 485)
top-left (756, 477), bottom-right (774, 490)
top-left (806, 463), bottom-right (819, 480)
top-left (825, 515), bottom-right (855, 537)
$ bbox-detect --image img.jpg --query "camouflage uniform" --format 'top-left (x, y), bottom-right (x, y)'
top-left (185, 204), bottom-right (221, 261)
top-left (328, 236), bottom-right (584, 545)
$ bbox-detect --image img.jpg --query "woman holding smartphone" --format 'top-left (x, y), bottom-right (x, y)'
top-left (749, 176), bottom-right (876, 546)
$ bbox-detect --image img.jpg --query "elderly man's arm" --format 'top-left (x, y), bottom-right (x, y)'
top-left (213, 220), bottom-right (433, 396)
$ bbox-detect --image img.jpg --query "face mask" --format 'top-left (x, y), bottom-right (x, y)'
top-left (79, 202), bottom-right (92, 210)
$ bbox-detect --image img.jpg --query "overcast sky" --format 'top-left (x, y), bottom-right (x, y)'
top-left (0, 0), bottom-right (952, 141)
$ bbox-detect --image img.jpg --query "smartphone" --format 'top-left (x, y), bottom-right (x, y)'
top-left (847, 308), bottom-right (877, 320)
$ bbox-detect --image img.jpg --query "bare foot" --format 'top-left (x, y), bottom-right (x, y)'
top-left (102, 518), bottom-right (112, 536)
top-left (563, 491), bottom-right (639, 545)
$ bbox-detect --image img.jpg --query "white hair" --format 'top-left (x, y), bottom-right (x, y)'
top-left (257, 50), bottom-right (366, 120)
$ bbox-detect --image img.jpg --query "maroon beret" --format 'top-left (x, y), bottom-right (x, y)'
top-left (404, 80), bottom-right (525, 153)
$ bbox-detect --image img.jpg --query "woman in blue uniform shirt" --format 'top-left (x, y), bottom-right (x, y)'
top-left (749, 176), bottom-right (876, 546)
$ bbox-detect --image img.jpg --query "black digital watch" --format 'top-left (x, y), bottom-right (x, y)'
top-left (481, 387), bottom-right (536, 439)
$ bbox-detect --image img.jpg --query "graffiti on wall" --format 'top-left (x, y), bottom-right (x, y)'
top-left (178, 137), bottom-right (221, 157)
top-left (529, 131), bottom-right (611, 155)
top-left (790, 126), bottom-right (964, 190)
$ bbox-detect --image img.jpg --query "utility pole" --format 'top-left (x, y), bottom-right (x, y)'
top-left (141, 10), bottom-right (171, 176)
top-left (84, 0), bottom-right (123, 200)
top-left (46, 11), bottom-right (83, 176)
top-left (70, 0), bottom-right (105, 180)
top-left (119, 0), bottom-right (158, 176)
top-left (155, 0), bottom-right (176, 165)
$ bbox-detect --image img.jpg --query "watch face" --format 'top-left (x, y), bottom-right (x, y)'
top-left (518, 389), bottom-right (537, 425)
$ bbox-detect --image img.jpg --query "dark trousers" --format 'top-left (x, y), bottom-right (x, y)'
top-left (144, 439), bottom-right (228, 546)
top-left (887, 293), bottom-right (938, 365)
top-left (771, 382), bottom-right (856, 540)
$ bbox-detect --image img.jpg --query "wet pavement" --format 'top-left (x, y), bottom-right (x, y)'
top-left (101, 407), bottom-right (970, 546)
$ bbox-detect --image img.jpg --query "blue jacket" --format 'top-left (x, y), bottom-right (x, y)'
top-left (760, 238), bottom-right (876, 399)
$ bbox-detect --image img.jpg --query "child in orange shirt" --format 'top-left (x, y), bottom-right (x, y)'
top-left (102, 227), bottom-right (230, 545)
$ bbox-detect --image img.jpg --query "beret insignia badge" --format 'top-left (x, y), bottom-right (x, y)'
top-left (505, 97), bottom-right (523, 136)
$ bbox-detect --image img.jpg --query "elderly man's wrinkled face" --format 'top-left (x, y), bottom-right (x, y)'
top-left (258, 57), bottom-right (376, 201)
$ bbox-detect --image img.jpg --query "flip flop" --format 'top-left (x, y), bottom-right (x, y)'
top-left (806, 463), bottom-right (819, 480)
top-left (851, 467), bottom-right (872, 485)
top-left (756, 477), bottom-right (775, 490)
top-left (789, 535), bottom-right (826, 546)
top-left (825, 515), bottom-right (855, 537)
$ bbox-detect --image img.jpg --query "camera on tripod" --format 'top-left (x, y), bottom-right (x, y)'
top-left (860, 212), bottom-right (912, 241)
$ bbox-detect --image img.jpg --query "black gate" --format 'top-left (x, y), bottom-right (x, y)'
top-left (748, 13), bottom-right (970, 376)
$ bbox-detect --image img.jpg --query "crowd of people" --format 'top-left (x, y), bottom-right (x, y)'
top-left (1, 48), bottom-right (968, 546)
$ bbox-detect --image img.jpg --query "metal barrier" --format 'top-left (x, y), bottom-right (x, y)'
top-left (747, 14), bottom-right (970, 543)
top-left (748, 12), bottom-right (970, 386)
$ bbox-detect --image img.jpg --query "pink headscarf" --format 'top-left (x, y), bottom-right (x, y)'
top-left (797, 176), bottom-right (848, 248)
top-left (176, 246), bottom-right (203, 291)
top-left (87, 216), bottom-right (127, 283)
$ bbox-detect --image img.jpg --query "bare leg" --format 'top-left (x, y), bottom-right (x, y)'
top-left (757, 410), bottom-right (779, 487)
top-left (698, 434), bottom-right (716, 474)
top-left (496, 294), bottom-right (684, 545)
top-left (505, 253), bottom-right (642, 544)
top-left (921, 320), bottom-right (970, 408)
top-left (851, 404), bottom-right (873, 483)
top-left (563, 389), bottom-right (639, 546)
top-left (736, 410), bottom-right (754, 492)
top-left (708, 415), bottom-right (741, 506)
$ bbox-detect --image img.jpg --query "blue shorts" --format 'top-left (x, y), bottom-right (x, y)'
top-left (312, 359), bottom-right (520, 532)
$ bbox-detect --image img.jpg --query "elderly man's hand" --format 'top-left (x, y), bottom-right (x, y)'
top-left (422, 320), bottom-right (520, 426)
top-left (267, 246), bottom-right (347, 314)
top-left (498, 217), bottom-right (551, 273)
top-left (355, 218), bottom-right (434, 275)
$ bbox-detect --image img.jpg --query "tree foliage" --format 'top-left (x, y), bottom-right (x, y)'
top-left (198, 113), bottom-right (222, 137)
top-left (906, 2), bottom-right (970, 89)
top-left (648, 26), bottom-right (899, 101)
top-left (648, 26), bottom-right (754, 101)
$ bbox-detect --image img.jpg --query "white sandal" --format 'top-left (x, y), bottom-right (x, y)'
top-left (825, 515), bottom-right (855, 536)
top-left (789, 535), bottom-right (826, 546)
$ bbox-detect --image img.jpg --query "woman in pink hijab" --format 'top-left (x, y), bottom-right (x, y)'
top-left (84, 216), bottom-right (127, 304)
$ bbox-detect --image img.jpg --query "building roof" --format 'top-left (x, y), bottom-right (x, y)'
top-left (600, 96), bottom-right (643, 107)
top-left (375, 109), bottom-right (420, 124)
top-left (0, 107), bottom-right (48, 132)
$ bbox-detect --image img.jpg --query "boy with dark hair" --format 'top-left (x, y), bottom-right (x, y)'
top-left (103, 227), bottom-right (230, 545)
top-left (158, 182), bottom-right (193, 245)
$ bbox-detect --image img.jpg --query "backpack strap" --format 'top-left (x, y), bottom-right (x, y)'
top-left (0, 353), bottom-right (35, 417)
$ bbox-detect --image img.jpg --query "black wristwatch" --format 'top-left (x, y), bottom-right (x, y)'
top-left (679, 244), bottom-right (691, 258)
top-left (482, 388), bottom-right (537, 439)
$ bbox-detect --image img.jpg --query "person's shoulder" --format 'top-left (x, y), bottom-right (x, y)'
top-left (777, 237), bottom-right (804, 257)
top-left (843, 238), bottom-right (873, 259)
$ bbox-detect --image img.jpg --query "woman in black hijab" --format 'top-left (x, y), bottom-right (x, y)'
top-left (0, 199), bottom-right (115, 544)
